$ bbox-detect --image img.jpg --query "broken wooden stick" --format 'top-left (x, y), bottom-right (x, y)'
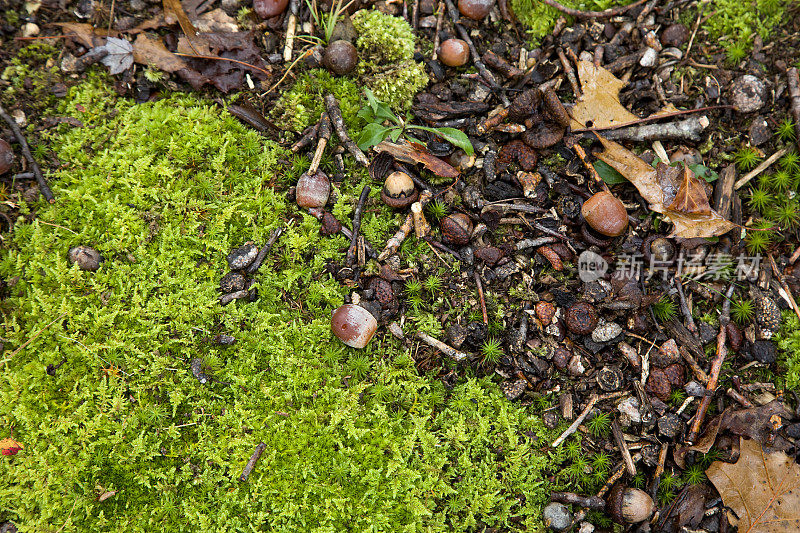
top-left (239, 442), bottom-right (267, 482)
top-left (378, 190), bottom-right (432, 260)
top-left (735, 146), bottom-right (789, 190)
top-left (308, 112), bottom-right (331, 174)
top-left (0, 103), bottom-right (54, 202)
top-left (345, 185), bottom-right (371, 267)
top-left (600, 116), bottom-right (709, 143)
top-left (324, 94), bottom-right (369, 167)
top-left (788, 67), bottom-right (800, 152)
top-left (416, 331), bottom-right (470, 362)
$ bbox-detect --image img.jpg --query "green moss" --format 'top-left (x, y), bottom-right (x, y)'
top-left (271, 68), bottom-right (363, 133)
top-left (1, 76), bottom-right (557, 531)
top-left (360, 59), bottom-right (429, 112)
top-left (351, 9), bottom-right (416, 63)
top-left (777, 312), bottom-right (800, 390)
top-left (699, 0), bottom-right (789, 56)
top-left (511, 0), bottom-right (630, 43)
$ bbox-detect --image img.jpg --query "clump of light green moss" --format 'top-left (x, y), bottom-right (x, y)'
top-left (511, 0), bottom-right (629, 43)
top-left (0, 74), bottom-right (558, 531)
top-left (351, 9), bottom-right (416, 63)
top-left (700, 0), bottom-right (789, 53)
top-left (359, 59), bottom-right (429, 112)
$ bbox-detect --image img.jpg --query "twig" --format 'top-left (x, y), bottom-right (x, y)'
top-left (571, 106), bottom-right (729, 134)
top-left (245, 227), bottom-right (284, 275)
top-left (474, 271), bottom-right (488, 325)
top-left (324, 95), bottom-right (369, 167)
top-left (551, 492), bottom-right (605, 509)
top-left (599, 116), bottom-right (709, 143)
top-left (0, 103), bottom-right (54, 202)
top-left (379, 190), bottom-right (433, 260)
top-left (685, 284), bottom-right (734, 444)
top-left (308, 112), bottom-right (331, 175)
top-left (551, 391), bottom-right (625, 447)
top-left (431, 1), bottom-right (445, 61)
top-left (416, 331), bottom-right (470, 362)
top-left (679, 346), bottom-right (709, 384)
top-left (263, 49), bottom-right (313, 95)
top-left (768, 253), bottom-right (800, 321)
top-left (611, 419), bottom-right (636, 476)
top-left (557, 48), bottom-right (581, 98)
top-left (674, 275), bottom-right (698, 337)
top-left (411, 201), bottom-right (430, 238)
top-left (239, 442), bottom-right (267, 481)
top-left (346, 185), bottom-right (371, 267)
top-left (291, 121), bottom-right (320, 153)
top-left (8, 311), bottom-right (68, 360)
top-left (540, 0), bottom-right (648, 18)
top-left (682, 4), bottom-right (706, 64)
top-left (283, 0), bottom-right (299, 62)
top-left (735, 146), bottom-right (789, 190)
top-left (788, 67), bottom-right (800, 152)
top-left (726, 388), bottom-right (754, 408)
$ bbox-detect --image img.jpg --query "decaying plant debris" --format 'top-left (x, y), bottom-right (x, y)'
top-left (2, 0), bottom-right (800, 530)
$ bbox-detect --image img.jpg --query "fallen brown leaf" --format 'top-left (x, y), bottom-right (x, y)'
top-left (594, 134), bottom-right (736, 238)
top-left (131, 34), bottom-right (210, 89)
top-left (569, 61), bottom-right (639, 129)
top-left (162, 0), bottom-right (204, 54)
top-left (707, 438), bottom-right (800, 533)
top-left (53, 22), bottom-right (111, 48)
top-left (374, 140), bottom-right (459, 178)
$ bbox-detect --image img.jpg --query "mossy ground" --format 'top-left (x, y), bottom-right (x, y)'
top-left (0, 74), bottom-right (560, 531)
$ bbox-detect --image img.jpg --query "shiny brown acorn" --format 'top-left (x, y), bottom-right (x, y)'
top-left (439, 39), bottom-right (469, 67)
top-left (323, 40), bottom-right (358, 76)
top-left (331, 304), bottom-right (378, 348)
top-left (381, 171), bottom-right (418, 208)
top-left (440, 213), bottom-right (473, 245)
top-left (296, 171), bottom-right (330, 209)
top-left (458, 0), bottom-right (494, 19)
top-left (253, 0), bottom-right (289, 18)
top-left (581, 191), bottom-right (628, 237)
top-left (607, 485), bottom-right (655, 524)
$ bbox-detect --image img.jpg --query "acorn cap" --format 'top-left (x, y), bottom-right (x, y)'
top-left (381, 171), bottom-right (418, 208)
top-left (440, 213), bottom-right (473, 245)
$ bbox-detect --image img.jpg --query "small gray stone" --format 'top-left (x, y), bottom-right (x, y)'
top-left (685, 381), bottom-right (706, 397)
top-left (227, 243), bottom-right (258, 270)
top-left (730, 75), bottom-right (767, 113)
top-left (591, 321), bottom-right (622, 343)
top-left (749, 116), bottom-right (772, 146)
top-left (447, 323), bottom-right (467, 349)
top-left (617, 397), bottom-right (641, 423)
top-left (639, 47), bottom-right (658, 67)
top-left (661, 23), bottom-right (690, 47)
top-left (220, 271), bottom-right (247, 293)
top-left (544, 502), bottom-right (572, 532)
top-left (750, 339), bottom-right (776, 364)
top-left (567, 355), bottom-right (586, 377)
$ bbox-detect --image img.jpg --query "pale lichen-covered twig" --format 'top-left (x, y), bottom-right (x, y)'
top-left (787, 67), bottom-right (800, 151)
top-left (551, 391), bottom-right (626, 447)
top-left (324, 94), bottom-right (369, 167)
top-left (346, 185), bottom-right (371, 267)
top-left (283, 0), bottom-right (299, 62)
top-left (378, 190), bottom-right (432, 260)
top-left (735, 146), bottom-right (789, 190)
top-left (246, 227), bottom-right (284, 275)
top-left (600, 116), bottom-right (709, 143)
top-left (416, 331), bottom-right (470, 362)
top-left (308, 112), bottom-right (331, 175)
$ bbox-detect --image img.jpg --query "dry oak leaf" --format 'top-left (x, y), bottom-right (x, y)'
top-left (569, 60), bottom-right (639, 129)
top-left (707, 438), bottom-right (800, 533)
top-left (594, 134), bottom-right (736, 238)
top-left (374, 140), bottom-right (459, 178)
top-left (1, 437), bottom-right (23, 456)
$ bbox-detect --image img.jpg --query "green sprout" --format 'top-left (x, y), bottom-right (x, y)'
top-left (745, 221), bottom-right (775, 254)
top-left (631, 472), bottom-right (646, 489)
top-left (725, 40), bottom-right (749, 64)
top-left (592, 452), bottom-right (611, 475)
top-left (587, 412), bottom-right (611, 438)
top-left (566, 456), bottom-right (590, 483)
top-left (305, 0), bottom-right (356, 45)
top-left (423, 274), bottom-right (443, 294)
top-left (481, 337), bottom-right (503, 364)
top-left (734, 146), bottom-right (761, 171)
top-left (348, 354), bottom-right (371, 380)
top-left (780, 151), bottom-right (800, 173)
top-left (776, 118), bottom-right (796, 142)
top-left (770, 170), bottom-right (794, 192)
top-left (731, 297), bottom-right (755, 325)
top-left (682, 464), bottom-right (707, 485)
top-left (651, 296), bottom-right (677, 322)
top-left (426, 199), bottom-right (448, 221)
top-left (771, 199), bottom-right (800, 229)
top-left (565, 438), bottom-right (582, 460)
top-left (747, 186), bottom-right (772, 214)
top-left (669, 389), bottom-right (687, 407)
top-left (405, 279), bottom-right (423, 297)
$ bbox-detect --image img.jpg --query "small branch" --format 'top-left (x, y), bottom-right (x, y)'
top-left (474, 271), bottom-right (488, 325)
top-left (0, 103), bottom-right (54, 202)
top-left (599, 116), bottom-right (709, 143)
top-left (572, 106), bottom-right (729, 134)
top-left (245, 227), bottom-right (284, 275)
top-left (416, 331), bottom-right (470, 362)
top-left (345, 185), bottom-right (371, 267)
top-left (308, 112), bottom-right (331, 175)
top-left (411, 201), bottom-right (430, 238)
top-left (8, 311), bottom-right (67, 360)
top-left (551, 492), bottom-right (605, 510)
top-left (611, 419), bottom-right (636, 477)
top-left (379, 190), bottom-right (432, 260)
top-left (551, 391), bottom-right (625, 447)
top-left (283, 11), bottom-right (298, 62)
top-left (557, 48), bottom-right (581, 98)
top-left (239, 442), bottom-right (267, 482)
top-left (735, 146), bottom-right (789, 190)
top-left (291, 121), bottom-right (320, 153)
top-left (540, 0), bottom-right (648, 18)
top-left (674, 275), bottom-right (698, 338)
top-left (768, 253), bottom-right (800, 321)
top-left (324, 94), bottom-right (369, 167)
top-left (788, 67), bottom-right (800, 152)
top-left (431, 1), bottom-right (445, 61)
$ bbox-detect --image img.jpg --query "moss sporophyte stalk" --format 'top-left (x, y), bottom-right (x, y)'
top-left (1, 76), bottom-right (561, 531)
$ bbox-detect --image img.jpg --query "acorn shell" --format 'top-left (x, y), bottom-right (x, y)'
top-left (331, 304), bottom-right (378, 349)
top-left (581, 191), bottom-right (628, 237)
top-left (607, 485), bottom-right (654, 524)
top-left (441, 213), bottom-right (473, 245)
top-left (296, 171), bottom-right (331, 209)
top-left (381, 171), bottom-right (419, 208)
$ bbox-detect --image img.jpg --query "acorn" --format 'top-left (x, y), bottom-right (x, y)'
top-left (253, 0), bottom-right (289, 18)
top-left (68, 245), bottom-right (104, 271)
top-left (380, 171), bottom-right (418, 208)
top-left (581, 191), bottom-right (628, 237)
top-left (331, 304), bottom-right (378, 348)
top-left (564, 301), bottom-right (598, 335)
top-left (440, 213), bottom-right (473, 245)
top-left (458, 0), bottom-right (494, 19)
top-left (296, 171), bottom-right (331, 209)
top-left (534, 301), bottom-right (556, 325)
top-left (438, 38), bottom-right (469, 67)
top-left (323, 40), bottom-right (358, 76)
top-left (642, 236), bottom-right (676, 264)
top-left (0, 138), bottom-right (13, 175)
top-left (607, 485), bottom-right (655, 524)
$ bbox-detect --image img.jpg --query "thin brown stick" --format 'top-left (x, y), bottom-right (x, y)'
top-left (611, 419), bottom-right (636, 476)
top-left (416, 331), bottom-right (470, 362)
top-left (551, 391), bottom-right (626, 447)
top-left (572, 106), bottom-right (730, 134)
top-left (674, 275), bottom-right (698, 337)
top-left (431, 1), bottom-right (445, 61)
top-left (345, 185), bottom-right (371, 267)
top-left (539, 0), bottom-right (648, 18)
top-left (0, 103), bottom-right (54, 202)
top-left (768, 253), bottom-right (800, 321)
top-left (174, 52), bottom-right (271, 76)
top-left (325, 94), bottom-right (369, 167)
top-left (557, 48), bottom-right (581, 98)
top-left (308, 112), bottom-right (331, 175)
top-left (474, 271), bottom-right (488, 325)
top-left (239, 442), bottom-right (267, 482)
top-left (8, 311), bottom-right (68, 360)
top-left (788, 67), bottom-right (800, 152)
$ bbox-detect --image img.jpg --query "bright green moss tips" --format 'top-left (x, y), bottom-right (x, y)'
top-left (351, 9), bottom-right (416, 64)
top-left (511, 0), bottom-right (629, 43)
top-left (360, 59), bottom-right (429, 112)
top-left (701, 0), bottom-right (789, 51)
top-left (271, 68), bottom-right (362, 132)
top-left (1, 78), bottom-right (558, 532)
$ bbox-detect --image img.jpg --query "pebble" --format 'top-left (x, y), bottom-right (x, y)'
top-left (750, 339), bottom-right (776, 364)
top-left (227, 243), bottom-right (258, 270)
top-left (639, 47), bottom-right (658, 68)
top-left (661, 23), bottom-right (690, 47)
top-left (699, 321), bottom-right (717, 345)
top-left (652, 338), bottom-right (680, 368)
top-left (567, 355), bottom-right (586, 377)
top-left (543, 502), bottom-right (572, 532)
top-left (591, 321), bottom-right (622, 343)
top-left (685, 381), bottom-right (706, 397)
top-left (730, 75), bottom-right (767, 113)
top-left (749, 116), bottom-right (772, 146)
top-left (658, 413), bottom-right (682, 439)
top-left (22, 23), bottom-right (40, 37)
top-left (617, 397), bottom-right (642, 423)
top-left (447, 323), bottom-right (467, 349)
top-left (578, 522), bottom-right (595, 533)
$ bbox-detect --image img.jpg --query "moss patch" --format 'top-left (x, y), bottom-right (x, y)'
top-left (511, 0), bottom-right (631, 43)
top-left (1, 76), bottom-right (557, 531)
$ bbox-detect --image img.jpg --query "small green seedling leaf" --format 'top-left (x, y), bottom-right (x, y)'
top-left (357, 123), bottom-right (393, 151)
top-left (688, 163), bottom-right (719, 182)
top-left (409, 125), bottom-right (474, 156)
top-left (593, 160), bottom-right (627, 184)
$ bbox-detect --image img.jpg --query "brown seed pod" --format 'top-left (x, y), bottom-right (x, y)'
top-left (497, 140), bottom-right (537, 172)
top-left (381, 171), bottom-right (418, 208)
top-left (253, 0), bottom-right (289, 18)
top-left (474, 245), bottom-right (504, 266)
top-left (552, 346), bottom-right (571, 369)
top-left (500, 379), bottom-right (527, 400)
top-left (458, 0), bottom-right (494, 19)
top-left (331, 304), bottom-right (378, 348)
top-left (535, 301), bottom-right (556, 325)
top-left (726, 321), bottom-right (743, 352)
top-left (369, 277), bottom-right (395, 309)
top-left (439, 38), bottom-right (470, 67)
top-left (441, 213), bottom-right (473, 245)
top-left (319, 211), bottom-right (342, 236)
top-left (68, 245), bottom-right (104, 271)
top-left (537, 246), bottom-right (563, 271)
top-left (508, 88), bottom-right (541, 122)
top-left (642, 235), bottom-right (676, 264)
top-left (607, 485), bottom-right (655, 524)
top-left (564, 301), bottom-right (598, 335)
top-left (323, 40), bottom-right (358, 76)
top-left (645, 367), bottom-right (672, 401)
top-left (581, 191), bottom-right (628, 237)
top-left (541, 86), bottom-right (570, 128)
top-left (296, 171), bottom-right (331, 209)
top-left (521, 120), bottom-right (565, 149)
top-left (0, 139), bottom-right (13, 175)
